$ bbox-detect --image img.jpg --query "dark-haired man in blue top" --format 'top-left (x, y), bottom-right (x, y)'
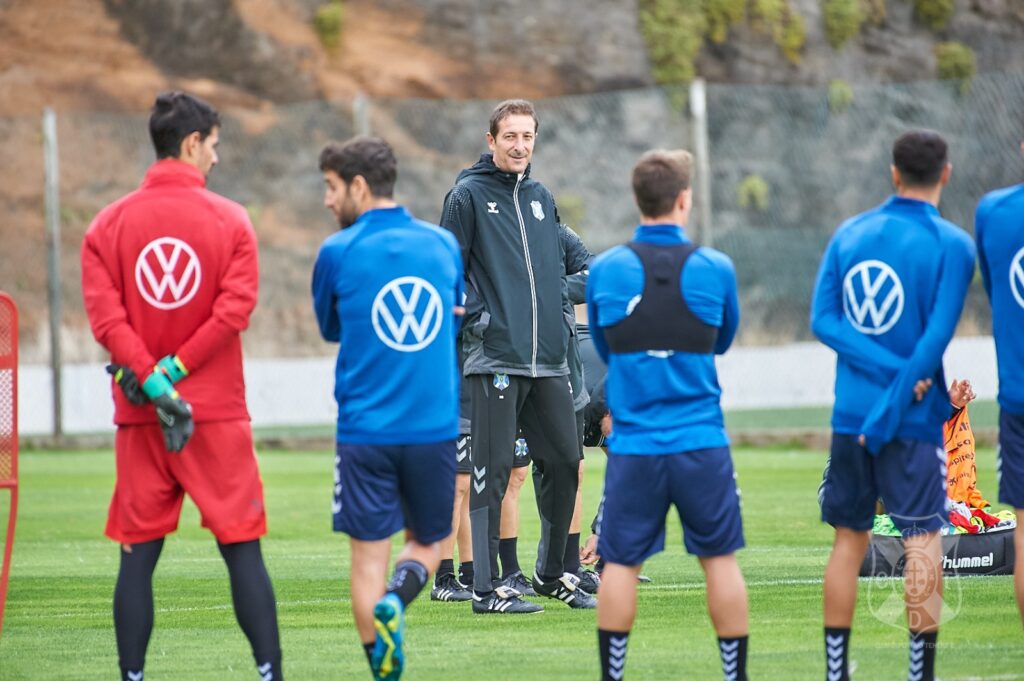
top-left (588, 149), bottom-right (748, 681)
top-left (975, 142), bottom-right (1024, 627)
top-left (312, 136), bottom-right (463, 680)
top-left (811, 130), bottom-right (975, 681)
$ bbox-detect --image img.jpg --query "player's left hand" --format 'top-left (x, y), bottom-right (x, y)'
top-left (153, 393), bottom-right (194, 453)
top-left (948, 378), bottom-right (976, 409)
top-left (913, 378), bottom-right (933, 402)
top-left (580, 533), bottom-right (600, 565)
top-left (106, 364), bottom-right (147, 406)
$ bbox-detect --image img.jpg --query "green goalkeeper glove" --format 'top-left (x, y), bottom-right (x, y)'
top-left (142, 367), bottom-right (195, 453)
top-left (156, 355), bottom-right (188, 383)
top-left (106, 364), bottom-right (147, 406)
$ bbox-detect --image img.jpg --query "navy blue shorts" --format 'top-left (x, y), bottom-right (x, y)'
top-left (819, 434), bottom-right (947, 534)
top-left (998, 410), bottom-right (1024, 508)
top-left (333, 440), bottom-right (456, 543)
top-left (597, 447), bottom-right (745, 565)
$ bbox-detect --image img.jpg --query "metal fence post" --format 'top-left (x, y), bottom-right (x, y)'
top-left (690, 78), bottom-right (713, 247)
top-left (42, 107), bottom-right (62, 440)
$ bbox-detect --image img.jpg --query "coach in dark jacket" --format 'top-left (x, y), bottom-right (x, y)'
top-left (440, 99), bottom-right (592, 613)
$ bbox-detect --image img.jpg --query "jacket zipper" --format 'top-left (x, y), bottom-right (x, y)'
top-left (512, 174), bottom-right (539, 376)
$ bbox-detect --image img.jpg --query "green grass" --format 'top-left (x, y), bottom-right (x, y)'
top-left (0, 446), bottom-right (1020, 679)
top-left (725, 399), bottom-right (1001, 431)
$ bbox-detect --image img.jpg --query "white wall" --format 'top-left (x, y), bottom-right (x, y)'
top-left (16, 336), bottom-right (999, 436)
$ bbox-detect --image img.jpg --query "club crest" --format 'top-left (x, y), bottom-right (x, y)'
top-left (493, 373), bottom-right (510, 391)
top-left (530, 200), bottom-right (544, 221)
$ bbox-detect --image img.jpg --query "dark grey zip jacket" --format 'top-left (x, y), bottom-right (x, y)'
top-left (441, 153), bottom-right (573, 378)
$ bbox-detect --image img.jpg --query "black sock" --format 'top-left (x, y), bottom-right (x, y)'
top-left (436, 558), bottom-right (455, 582)
top-left (909, 630), bottom-right (938, 681)
top-left (598, 629), bottom-right (629, 681)
top-left (114, 539), bottom-right (164, 676)
top-left (564, 532), bottom-right (581, 574)
top-left (459, 561), bottom-right (474, 586)
top-left (363, 642), bottom-right (374, 664)
top-left (218, 540), bottom-right (282, 680)
top-left (387, 560), bottom-right (429, 608)
top-left (824, 627), bottom-right (851, 681)
top-left (498, 537), bottom-right (520, 577)
top-left (718, 635), bottom-right (748, 681)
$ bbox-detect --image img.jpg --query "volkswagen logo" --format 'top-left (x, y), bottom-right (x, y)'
top-left (843, 259), bottom-right (904, 335)
top-left (135, 237), bottom-right (202, 310)
top-left (1010, 246), bottom-right (1024, 309)
top-left (371, 276), bottom-right (443, 352)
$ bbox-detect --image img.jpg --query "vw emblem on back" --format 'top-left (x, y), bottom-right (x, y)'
top-left (371, 276), bottom-right (443, 352)
top-left (135, 237), bottom-right (202, 310)
top-left (1010, 246), bottom-right (1024, 309)
top-left (843, 259), bottom-right (904, 335)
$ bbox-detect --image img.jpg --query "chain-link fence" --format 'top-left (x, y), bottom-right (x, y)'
top-left (4, 72), bottom-right (1023, 363)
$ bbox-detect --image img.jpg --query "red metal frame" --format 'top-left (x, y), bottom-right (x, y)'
top-left (0, 291), bottom-right (18, 639)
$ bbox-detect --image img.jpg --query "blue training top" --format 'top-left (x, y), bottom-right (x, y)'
top-left (976, 183), bottom-right (1024, 415)
top-left (312, 206), bottom-right (464, 444)
top-left (586, 224), bottom-right (739, 455)
top-left (810, 195), bottom-right (976, 453)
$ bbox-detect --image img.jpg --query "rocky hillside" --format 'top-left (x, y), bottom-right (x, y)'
top-left (2, 0), bottom-right (1023, 360)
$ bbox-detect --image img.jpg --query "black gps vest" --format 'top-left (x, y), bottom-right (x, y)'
top-left (603, 241), bottom-right (718, 354)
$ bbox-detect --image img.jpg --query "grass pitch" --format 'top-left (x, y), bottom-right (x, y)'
top-left (0, 445), bottom-right (1020, 680)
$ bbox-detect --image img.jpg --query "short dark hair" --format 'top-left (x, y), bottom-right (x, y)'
top-left (149, 91), bottom-right (220, 159)
top-left (631, 149), bottom-right (694, 218)
top-left (892, 130), bottom-right (949, 187)
top-left (318, 136), bottom-right (397, 198)
top-left (489, 99), bottom-right (539, 138)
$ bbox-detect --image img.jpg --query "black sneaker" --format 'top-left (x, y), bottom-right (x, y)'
top-left (575, 568), bottom-right (601, 594)
top-left (430, 572), bottom-right (472, 602)
top-left (471, 586), bottom-right (544, 614)
top-left (532, 572), bottom-right (597, 609)
top-left (499, 570), bottom-right (536, 596)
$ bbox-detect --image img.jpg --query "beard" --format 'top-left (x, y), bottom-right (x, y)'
top-left (337, 197), bottom-right (359, 230)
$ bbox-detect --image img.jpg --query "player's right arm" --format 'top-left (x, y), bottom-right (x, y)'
top-left (80, 219), bottom-right (156, 380)
top-left (311, 241), bottom-right (341, 343)
top-left (809, 235), bottom-right (904, 382)
top-left (974, 196), bottom-right (993, 299)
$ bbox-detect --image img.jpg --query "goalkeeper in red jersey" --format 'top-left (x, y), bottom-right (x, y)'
top-left (81, 92), bottom-right (281, 681)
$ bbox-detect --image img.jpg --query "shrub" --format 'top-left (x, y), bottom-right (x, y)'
top-left (313, 1), bottom-right (344, 51)
top-left (861, 0), bottom-right (886, 25)
top-left (750, 0), bottom-right (785, 35)
top-left (823, 0), bottom-right (864, 49)
top-left (638, 0), bottom-right (705, 86)
top-left (778, 11), bottom-right (807, 64)
top-left (935, 41), bottom-right (976, 95)
top-left (914, 0), bottom-right (954, 31)
top-left (828, 79), bottom-right (854, 113)
top-left (737, 174), bottom-right (770, 212)
top-left (703, 0), bottom-right (746, 43)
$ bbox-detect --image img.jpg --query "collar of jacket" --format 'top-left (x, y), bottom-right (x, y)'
top-left (473, 153), bottom-right (531, 185)
top-left (141, 158), bottom-right (206, 190)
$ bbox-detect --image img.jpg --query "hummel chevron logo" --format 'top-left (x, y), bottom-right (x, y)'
top-left (127, 673), bottom-right (143, 681)
top-left (258, 662), bottom-right (273, 681)
top-left (828, 670), bottom-right (843, 681)
top-left (608, 636), bottom-right (627, 681)
top-left (827, 657), bottom-right (843, 671)
top-left (827, 644), bottom-right (844, 657)
top-left (473, 466), bottom-right (486, 493)
top-left (721, 649), bottom-right (738, 663)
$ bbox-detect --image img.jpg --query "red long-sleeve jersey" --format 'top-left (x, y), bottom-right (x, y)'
top-left (81, 159), bottom-right (258, 425)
